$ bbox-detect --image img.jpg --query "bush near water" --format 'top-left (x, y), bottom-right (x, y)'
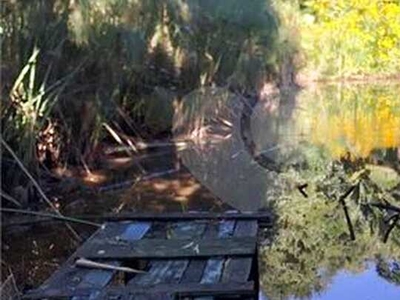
top-left (1, 0), bottom-right (400, 191)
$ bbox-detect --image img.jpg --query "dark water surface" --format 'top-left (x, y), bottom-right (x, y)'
top-left (2, 83), bottom-right (400, 299)
top-left (175, 83), bottom-right (400, 299)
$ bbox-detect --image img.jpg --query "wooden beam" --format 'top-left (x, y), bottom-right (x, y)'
top-left (84, 211), bottom-right (272, 223)
top-left (79, 237), bottom-right (257, 259)
top-left (110, 281), bottom-right (256, 298)
top-left (3, 211), bottom-right (272, 227)
top-left (23, 282), bottom-right (255, 299)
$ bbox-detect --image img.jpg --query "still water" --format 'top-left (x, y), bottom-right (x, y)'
top-left (3, 83), bottom-right (400, 299)
top-left (175, 82), bottom-right (400, 299)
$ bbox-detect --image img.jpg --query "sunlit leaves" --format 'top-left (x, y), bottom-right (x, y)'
top-left (299, 0), bottom-right (400, 77)
top-left (295, 84), bottom-right (400, 159)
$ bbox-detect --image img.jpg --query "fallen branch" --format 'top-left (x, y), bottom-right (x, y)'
top-left (339, 185), bottom-right (357, 241)
top-left (0, 190), bottom-right (22, 207)
top-left (369, 202), bottom-right (400, 214)
top-left (75, 258), bottom-right (145, 274)
top-left (2, 210), bottom-right (273, 227)
top-left (1, 138), bottom-right (82, 242)
top-left (104, 140), bottom-right (189, 155)
top-left (98, 168), bottom-right (180, 192)
top-left (0, 208), bottom-right (101, 227)
top-left (0, 273), bottom-right (21, 300)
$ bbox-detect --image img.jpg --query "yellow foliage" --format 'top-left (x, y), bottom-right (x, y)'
top-left (296, 85), bottom-right (400, 159)
top-left (300, 0), bottom-right (400, 77)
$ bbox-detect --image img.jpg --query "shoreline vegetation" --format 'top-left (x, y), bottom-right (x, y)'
top-left (1, 0), bottom-right (400, 202)
top-left (2, 1), bottom-right (400, 296)
top-left (297, 73), bottom-right (400, 87)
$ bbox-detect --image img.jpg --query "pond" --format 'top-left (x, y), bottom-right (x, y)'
top-left (174, 82), bottom-right (400, 299)
top-left (2, 82), bottom-right (400, 299)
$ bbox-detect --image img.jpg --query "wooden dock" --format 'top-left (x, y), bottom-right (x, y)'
top-left (23, 212), bottom-right (270, 299)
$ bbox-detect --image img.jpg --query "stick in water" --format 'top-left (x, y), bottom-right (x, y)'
top-left (1, 137), bottom-right (82, 242)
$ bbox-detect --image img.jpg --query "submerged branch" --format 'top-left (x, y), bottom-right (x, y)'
top-left (98, 168), bottom-right (180, 192)
top-left (0, 191), bottom-right (22, 207)
top-left (0, 208), bottom-right (101, 227)
top-left (1, 137), bottom-right (83, 241)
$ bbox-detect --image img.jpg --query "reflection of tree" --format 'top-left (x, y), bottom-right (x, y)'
top-left (295, 84), bottom-right (400, 160)
top-left (173, 87), bottom-right (280, 211)
top-left (260, 153), bottom-right (400, 300)
top-left (377, 258), bottom-right (400, 286)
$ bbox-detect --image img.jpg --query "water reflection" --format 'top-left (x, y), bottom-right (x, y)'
top-left (173, 87), bottom-right (279, 211)
top-left (260, 262), bottom-right (400, 300)
top-left (258, 83), bottom-right (400, 300)
top-left (294, 84), bottom-right (400, 160)
top-left (309, 262), bottom-right (400, 300)
top-left (174, 83), bottom-right (400, 299)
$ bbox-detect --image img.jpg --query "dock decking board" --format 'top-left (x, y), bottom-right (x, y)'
top-left (129, 221), bottom-right (206, 287)
top-left (81, 211), bottom-right (272, 222)
top-left (179, 219), bottom-right (222, 286)
top-left (24, 215), bottom-right (262, 300)
top-left (221, 221), bottom-right (258, 284)
top-left (79, 236), bottom-right (257, 259)
top-left (199, 220), bottom-right (235, 285)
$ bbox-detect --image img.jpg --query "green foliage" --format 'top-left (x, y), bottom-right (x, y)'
top-left (260, 155), bottom-right (400, 299)
top-left (294, 83), bottom-right (400, 159)
top-left (1, 0), bottom-right (287, 191)
top-left (1, 47), bottom-right (73, 186)
top-left (297, 0), bottom-right (400, 78)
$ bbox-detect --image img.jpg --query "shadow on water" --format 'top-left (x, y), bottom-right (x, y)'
top-left (3, 82), bottom-right (400, 298)
top-left (1, 149), bottom-right (231, 290)
top-left (254, 82), bottom-right (400, 300)
top-left (3, 1), bottom-right (399, 298)
top-left (3, 83), bottom-right (400, 298)
top-left (172, 82), bottom-right (400, 299)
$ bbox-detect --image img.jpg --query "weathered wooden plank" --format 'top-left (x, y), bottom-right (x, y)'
top-left (69, 282), bottom-right (255, 299)
top-left (25, 222), bottom-right (151, 300)
top-left (4, 211), bottom-right (272, 228)
top-left (201, 221), bottom-right (219, 238)
top-left (132, 221), bottom-right (206, 284)
top-left (180, 259), bottom-right (206, 284)
top-left (193, 220), bottom-right (248, 300)
top-left (200, 259), bottom-right (224, 284)
top-left (143, 222), bottom-right (166, 239)
top-left (160, 222), bottom-right (205, 284)
top-left (24, 218), bottom-right (260, 300)
top-left (169, 221), bottom-right (207, 239)
top-left (76, 227), bottom-right (148, 300)
top-left (131, 261), bottom-right (172, 286)
top-left (28, 222), bottom-right (121, 299)
top-left (129, 221), bottom-right (206, 286)
top-left (121, 281), bottom-right (256, 297)
top-left (71, 262), bottom-right (120, 300)
top-left (199, 220), bottom-right (236, 286)
top-left (78, 211), bottom-right (272, 223)
top-left (128, 259), bottom-right (189, 288)
top-left (76, 262), bottom-right (120, 290)
top-left (221, 257), bottom-right (253, 283)
top-left (179, 222), bottom-right (218, 284)
top-left (217, 220), bottom-right (235, 238)
top-left (221, 221), bottom-right (258, 283)
top-left (234, 220), bottom-right (258, 237)
top-left (123, 220), bottom-right (242, 300)
top-left (129, 293), bottom-right (173, 300)
top-left (156, 260), bottom-right (189, 284)
top-left (72, 222), bottom-right (152, 299)
top-left (179, 219), bottom-right (236, 289)
top-left (81, 236), bottom-right (256, 259)
top-left (120, 223), bottom-right (152, 240)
